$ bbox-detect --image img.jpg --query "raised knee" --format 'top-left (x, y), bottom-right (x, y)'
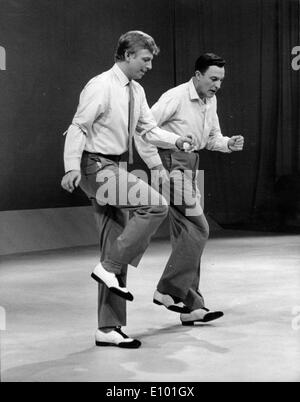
top-left (154, 203), bottom-right (169, 217)
top-left (152, 194), bottom-right (169, 216)
top-left (162, 204), bottom-right (169, 216)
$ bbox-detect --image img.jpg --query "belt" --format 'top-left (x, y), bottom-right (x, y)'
top-left (83, 151), bottom-right (128, 163)
top-left (157, 148), bottom-right (198, 154)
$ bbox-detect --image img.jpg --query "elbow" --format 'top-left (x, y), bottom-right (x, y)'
top-left (70, 122), bottom-right (88, 136)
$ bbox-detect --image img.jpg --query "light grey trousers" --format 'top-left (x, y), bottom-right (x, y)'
top-left (80, 152), bottom-right (168, 329)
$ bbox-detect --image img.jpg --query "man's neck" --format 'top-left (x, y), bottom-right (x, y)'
top-left (192, 77), bottom-right (207, 103)
top-left (116, 61), bottom-right (131, 81)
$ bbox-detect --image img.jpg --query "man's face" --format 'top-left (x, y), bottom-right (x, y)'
top-left (126, 48), bottom-right (153, 80)
top-left (194, 65), bottom-right (225, 99)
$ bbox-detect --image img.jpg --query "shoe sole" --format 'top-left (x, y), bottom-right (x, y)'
top-left (153, 299), bottom-right (190, 314)
top-left (91, 273), bottom-right (134, 301)
top-left (181, 311), bottom-right (224, 326)
top-left (95, 340), bottom-right (141, 349)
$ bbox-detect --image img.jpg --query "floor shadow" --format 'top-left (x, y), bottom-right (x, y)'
top-left (2, 323), bottom-right (230, 382)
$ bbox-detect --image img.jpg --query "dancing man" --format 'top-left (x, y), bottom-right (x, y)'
top-left (61, 31), bottom-right (194, 348)
top-left (136, 53), bottom-right (244, 326)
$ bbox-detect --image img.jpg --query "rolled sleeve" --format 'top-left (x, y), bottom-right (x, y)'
top-left (134, 135), bottom-right (163, 169)
top-left (63, 123), bottom-right (87, 172)
top-left (206, 98), bottom-right (232, 153)
top-left (63, 80), bottom-right (106, 172)
top-left (72, 80), bottom-right (106, 134)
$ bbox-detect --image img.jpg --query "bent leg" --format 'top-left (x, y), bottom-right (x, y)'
top-left (80, 153), bottom-right (168, 325)
top-left (92, 201), bottom-right (129, 329)
top-left (81, 157), bottom-right (168, 273)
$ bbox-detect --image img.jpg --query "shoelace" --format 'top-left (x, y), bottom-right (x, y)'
top-left (115, 327), bottom-right (129, 339)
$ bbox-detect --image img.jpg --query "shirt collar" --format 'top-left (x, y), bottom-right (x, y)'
top-left (188, 78), bottom-right (213, 106)
top-left (112, 63), bottom-right (130, 87)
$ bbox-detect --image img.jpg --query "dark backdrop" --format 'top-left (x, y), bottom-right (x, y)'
top-left (173, 0), bottom-right (300, 225)
top-left (0, 0), bottom-right (299, 227)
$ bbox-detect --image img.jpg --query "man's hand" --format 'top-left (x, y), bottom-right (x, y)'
top-left (151, 164), bottom-right (169, 188)
top-left (61, 170), bottom-right (81, 193)
top-left (228, 135), bottom-right (244, 152)
top-left (176, 134), bottom-right (196, 152)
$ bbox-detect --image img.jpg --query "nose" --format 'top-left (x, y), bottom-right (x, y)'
top-left (146, 60), bottom-right (152, 70)
top-left (215, 80), bottom-right (222, 89)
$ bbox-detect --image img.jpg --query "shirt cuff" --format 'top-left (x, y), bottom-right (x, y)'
top-left (166, 132), bottom-right (179, 148)
top-left (64, 157), bottom-right (82, 173)
top-left (141, 126), bottom-right (179, 150)
top-left (146, 155), bottom-right (164, 169)
top-left (224, 137), bottom-right (233, 153)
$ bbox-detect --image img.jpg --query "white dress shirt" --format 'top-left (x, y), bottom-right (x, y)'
top-left (64, 64), bottom-right (179, 172)
top-left (135, 78), bottom-right (231, 167)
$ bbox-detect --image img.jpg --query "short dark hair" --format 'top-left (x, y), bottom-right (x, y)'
top-left (115, 31), bottom-right (160, 61)
top-left (195, 53), bottom-right (226, 74)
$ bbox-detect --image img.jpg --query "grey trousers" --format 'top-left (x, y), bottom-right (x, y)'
top-left (79, 152), bottom-right (168, 329)
top-left (156, 149), bottom-right (210, 311)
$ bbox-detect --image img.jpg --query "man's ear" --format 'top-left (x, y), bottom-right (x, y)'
top-left (125, 51), bottom-right (134, 62)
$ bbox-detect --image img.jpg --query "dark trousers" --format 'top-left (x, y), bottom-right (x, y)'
top-left (80, 152), bottom-right (168, 328)
top-left (157, 149), bottom-right (209, 311)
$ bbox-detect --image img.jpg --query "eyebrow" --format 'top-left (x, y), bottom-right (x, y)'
top-left (210, 76), bottom-right (225, 80)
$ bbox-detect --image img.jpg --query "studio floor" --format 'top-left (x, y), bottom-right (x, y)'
top-left (0, 231), bottom-right (299, 382)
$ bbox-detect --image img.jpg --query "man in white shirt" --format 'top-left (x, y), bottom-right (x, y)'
top-left (137, 53), bottom-right (244, 326)
top-left (61, 31), bottom-right (194, 349)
